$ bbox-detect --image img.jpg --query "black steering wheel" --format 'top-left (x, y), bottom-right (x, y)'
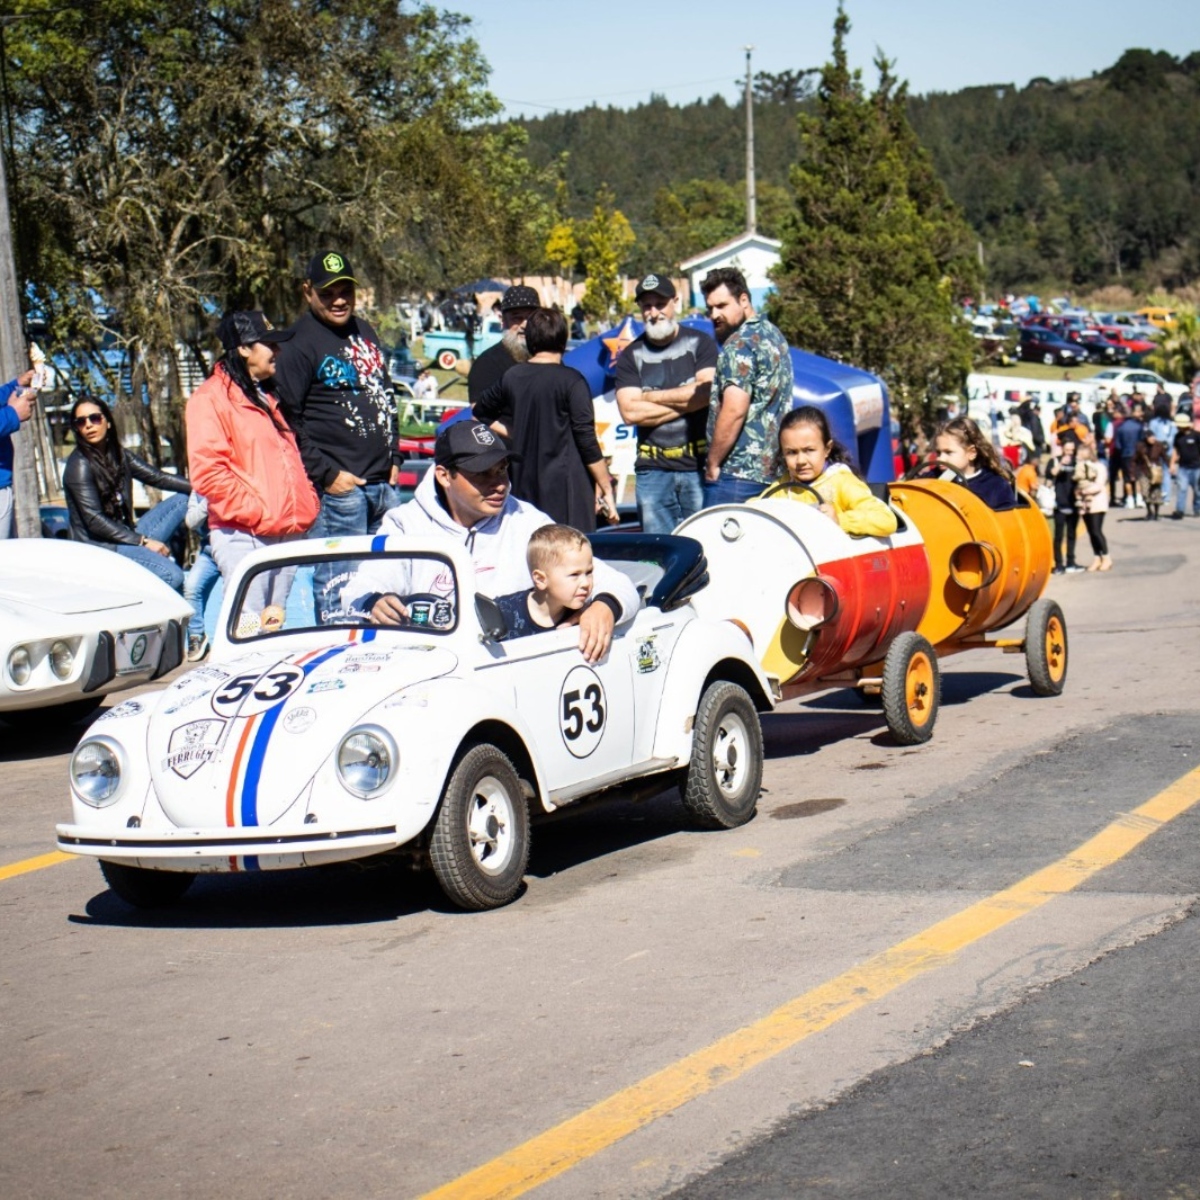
top-left (759, 479), bottom-right (826, 504)
top-left (903, 459), bottom-right (966, 485)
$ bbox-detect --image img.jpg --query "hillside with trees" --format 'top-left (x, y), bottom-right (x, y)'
top-left (516, 49), bottom-right (1200, 294)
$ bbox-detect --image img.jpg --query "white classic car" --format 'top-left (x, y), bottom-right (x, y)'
top-left (1, 539), bottom-right (192, 726)
top-left (57, 533), bottom-right (774, 911)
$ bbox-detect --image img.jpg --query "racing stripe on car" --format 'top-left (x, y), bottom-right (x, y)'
top-left (238, 644), bottom-right (354, 828)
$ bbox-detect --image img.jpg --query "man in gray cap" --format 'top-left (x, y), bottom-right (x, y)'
top-left (468, 285), bottom-right (541, 405)
top-left (615, 273), bottom-right (718, 532)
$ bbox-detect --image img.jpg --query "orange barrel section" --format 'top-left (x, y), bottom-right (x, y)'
top-left (888, 480), bottom-right (1052, 650)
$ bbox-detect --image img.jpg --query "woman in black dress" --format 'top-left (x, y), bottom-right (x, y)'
top-left (473, 308), bottom-right (618, 530)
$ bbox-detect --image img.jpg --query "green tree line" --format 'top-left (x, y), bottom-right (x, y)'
top-left (516, 48), bottom-right (1200, 295)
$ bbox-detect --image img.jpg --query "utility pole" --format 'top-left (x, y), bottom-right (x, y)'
top-left (744, 45), bottom-right (757, 235)
top-left (0, 17), bottom-right (36, 536)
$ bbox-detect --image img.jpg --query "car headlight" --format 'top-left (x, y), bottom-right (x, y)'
top-left (8, 645), bottom-right (31, 686)
top-left (70, 738), bottom-right (123, 807)
top-left (50, 640), bottom-right (74, 680)
top-left (336, 726), bottom-right (396, 799)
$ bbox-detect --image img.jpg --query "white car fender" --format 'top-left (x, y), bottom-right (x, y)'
top-left (376, 674), bottom-right (549, 815)
top-left (649, 619), bottom-right (773, 765)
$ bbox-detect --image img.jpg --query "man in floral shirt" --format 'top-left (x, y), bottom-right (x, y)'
top-left (700, 267), bottom-right (793, 506)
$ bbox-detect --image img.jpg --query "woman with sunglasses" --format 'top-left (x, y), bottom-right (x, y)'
top-left (62, 396), bottom-right (192, 591)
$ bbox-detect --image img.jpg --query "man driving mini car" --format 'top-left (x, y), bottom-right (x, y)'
top-left (351, 422), bottom-right (639, 661)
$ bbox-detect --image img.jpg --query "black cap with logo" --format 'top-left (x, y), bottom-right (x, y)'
top-left (634, 273), bottom-right (676, 302)
top-left (435, 421), bottom-right (522, 472)
top-left (216, 311), bottom-right (293, 353)
top-left (306, 250), bottom-right (358, 289)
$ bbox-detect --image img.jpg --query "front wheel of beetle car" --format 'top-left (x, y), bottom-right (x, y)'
top-left (882, 631), bottom-right (940, 746)
top-left (681, 681), bottom-right (763, 830)
top-left (431, 743), bottom-right (529, 911)
top-left (100, 860), bottom-right (195, 908)
top-left (1025, 598), bottom-right (1068, 696)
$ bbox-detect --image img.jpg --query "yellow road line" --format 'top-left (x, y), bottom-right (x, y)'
top-left (0, 849), bottom-right (75, 882)
top-left (421, 762), bottom-right (1200, 1200)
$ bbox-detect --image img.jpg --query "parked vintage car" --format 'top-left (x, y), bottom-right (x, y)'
top-left (1064, 328), bottom-right (1129, 364)
top-left (420, 320), bottom-right (504, 371)
top-left (58, 534), bottom-right (773, 911)
top-left (0, 539), bottom-right (191, 726)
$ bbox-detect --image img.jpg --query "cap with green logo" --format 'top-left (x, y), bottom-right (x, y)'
top-left (306, 250), bottom-right (358, 289)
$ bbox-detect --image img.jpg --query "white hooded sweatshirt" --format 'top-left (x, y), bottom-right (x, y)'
top-left (344, 466), bottom-right (639, 618)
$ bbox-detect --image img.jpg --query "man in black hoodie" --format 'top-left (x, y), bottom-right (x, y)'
top-left (275, 251), bottom-right (400, 614)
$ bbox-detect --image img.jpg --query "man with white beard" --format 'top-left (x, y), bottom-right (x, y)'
top-left (467, 285), bottom-right (540, 405)
top-left (614, 274), bottom-right (718, 533)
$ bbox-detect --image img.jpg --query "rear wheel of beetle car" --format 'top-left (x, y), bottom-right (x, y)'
top-left (436, 349), bottom-right (457, 370)
top-left (100, 860), bottom-right (195, 908)
top-left (681, 681), bottom-right (763, 830)
top-left (1025, 598), bottom-right (1068, 696)
top-left (881, 632), bottom-right (940, 746)
top-left (431, 744), bottom-right (529, 910)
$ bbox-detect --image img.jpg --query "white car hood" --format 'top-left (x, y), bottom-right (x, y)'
top-left (0, 579), bottom-right (143, 617)
top-left (144, 640), bottom-right (458, 829)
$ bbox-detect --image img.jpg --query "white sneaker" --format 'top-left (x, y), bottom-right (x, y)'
top-left (1124, 496), bottom-right (1135, 508)
top-left (1134, 495), bottom-right (1145, 508)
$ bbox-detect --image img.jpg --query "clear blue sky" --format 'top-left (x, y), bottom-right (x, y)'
top-left (444, 0), bottom-right (1200, 118)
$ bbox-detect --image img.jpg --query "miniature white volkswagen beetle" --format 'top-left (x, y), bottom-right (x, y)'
top-left (58, 533), bottom-right (773, 911)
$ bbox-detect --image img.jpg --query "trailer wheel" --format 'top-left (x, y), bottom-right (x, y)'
top-left (436, 349), bottom-right (458, 370)
top-left (1025, 598), bottom-right (1068, 696)
top-left (881, 632), bottom-right (940, 745)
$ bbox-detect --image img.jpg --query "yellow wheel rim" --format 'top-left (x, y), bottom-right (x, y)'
top-left (1044, 616), bottom-right (1067, 683)
top-left (906, 651), bottom-right (935, 726)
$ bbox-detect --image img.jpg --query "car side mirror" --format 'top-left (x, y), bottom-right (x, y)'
top-left (475, 593), bottom-right (508, 643)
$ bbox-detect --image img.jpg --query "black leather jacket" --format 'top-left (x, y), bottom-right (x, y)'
top-left (63, 447), bottom-right (191, 546)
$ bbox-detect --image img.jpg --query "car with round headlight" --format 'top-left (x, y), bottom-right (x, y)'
top-left (57, 533), bottom-right (773, 911)
top-left (0, 539), bottom-right (191, 727)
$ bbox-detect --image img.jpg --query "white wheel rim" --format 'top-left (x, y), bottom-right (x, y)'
top-left (467, 776), bottom-right (516, 876)
top-left (712, 711), bottom-right (750, 795)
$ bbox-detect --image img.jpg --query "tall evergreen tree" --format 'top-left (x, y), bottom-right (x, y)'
top-left (769, 4), bottom-right (979, 431)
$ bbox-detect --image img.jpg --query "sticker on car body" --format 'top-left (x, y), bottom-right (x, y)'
top-left (559, 665), bottom-right (607, 759)
top-left (212, 664), bottom-right (306, 716)
top-left (165, 719), bottom-right (226, 778)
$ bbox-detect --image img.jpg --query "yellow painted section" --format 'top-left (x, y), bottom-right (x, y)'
top-left (420, 764), bottom-right (1200, 1200)
top-left (0, 850), bottom-right (74, 882)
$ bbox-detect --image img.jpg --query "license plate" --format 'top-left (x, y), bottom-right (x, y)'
top-left (114, 627), bottom-right (162, 675)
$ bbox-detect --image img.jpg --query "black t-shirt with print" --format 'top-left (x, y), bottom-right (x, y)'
top-left (614, 327), bottom-right (719, 473)
top-left (274, 311), bottom-right (396, 490)
top-left (1175, 427), bottom-right (1200, 470)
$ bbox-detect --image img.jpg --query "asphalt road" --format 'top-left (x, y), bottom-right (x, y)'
top-left (2, 505), bottom-right (1199, 1200)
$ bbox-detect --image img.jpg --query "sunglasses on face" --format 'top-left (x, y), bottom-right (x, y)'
top-left (73, 413), bottom-right (105, 428)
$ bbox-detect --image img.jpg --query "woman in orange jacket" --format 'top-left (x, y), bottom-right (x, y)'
top-left (186, 312), bottom-right (320, 622)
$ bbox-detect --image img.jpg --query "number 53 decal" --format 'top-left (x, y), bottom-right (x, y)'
top-left (212, 664), bottom-right (305, 717)
top-left (559, 665), bottom-right (607, 759)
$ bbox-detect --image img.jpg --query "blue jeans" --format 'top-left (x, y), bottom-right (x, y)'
top-left (636, 469), bottom-right (705, 534)
top-left (702, 473), bottom-right (765, 508)
top-left (113, 493), bottom-right (189, 591)
top-left (183, 545), bottom-right (220, 639)
top-left (1176, 466), bottom-right (1200, 515)
top-left (310, 482), bottom-right (402, 620)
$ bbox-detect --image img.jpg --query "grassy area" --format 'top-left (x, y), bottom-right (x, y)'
top-left (976, 361), bottom-right (1109, 384)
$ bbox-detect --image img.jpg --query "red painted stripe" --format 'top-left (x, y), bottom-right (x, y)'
top-left (225, 716), bottom-right (259, 827)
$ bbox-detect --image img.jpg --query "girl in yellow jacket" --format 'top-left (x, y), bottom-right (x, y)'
top-left (754, 405), bottom-right (898, 537)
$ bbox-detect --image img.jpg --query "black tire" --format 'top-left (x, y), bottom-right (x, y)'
top-left (1, 696), bottom-right (104, 729)
top-left (100, 860), bottom-right (195, 908)
top-left (436, 349), bottom-right (457, 370)
top-left (681, 681), bottom-right (763, 830)
top-left (431, 744), bottom-right (529, 910)
top-left (881, 632), bottom-right (940, 745)
top-left (1042, 352), bottom-right (1055, 365)
top-left (1025, 598), bottom-right (1068, 696)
